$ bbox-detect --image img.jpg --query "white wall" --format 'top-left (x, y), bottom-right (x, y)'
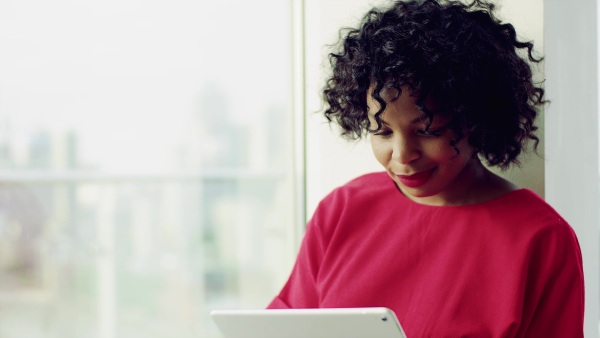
top-left (304, 0), bottom-right (384, 217)
top-left (544, 1), bottom-right (599, 336)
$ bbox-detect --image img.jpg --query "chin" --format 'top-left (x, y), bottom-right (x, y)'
top-left (396, 182), bottom-right (440, 199)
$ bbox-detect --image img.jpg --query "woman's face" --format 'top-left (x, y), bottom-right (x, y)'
top-left (367, 87), bottom-right (483, 206)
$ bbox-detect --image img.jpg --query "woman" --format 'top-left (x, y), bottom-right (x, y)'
top-left (269, 0), bottom-right (584, 337)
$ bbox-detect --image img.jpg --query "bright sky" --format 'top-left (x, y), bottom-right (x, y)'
top-left (0, 0), bottom-right (290, 173)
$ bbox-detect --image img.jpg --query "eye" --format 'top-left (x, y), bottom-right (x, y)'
top-left (416, 128), bottom-right (445, 137)
top-left (369, 128), bottom-right (393, 139)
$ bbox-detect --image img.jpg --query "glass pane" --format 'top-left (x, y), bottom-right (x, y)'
top-left (0, 1), bottom-right (296, 337)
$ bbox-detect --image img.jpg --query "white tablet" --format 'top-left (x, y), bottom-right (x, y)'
top-left (210, 307), bottom-right (408, 338)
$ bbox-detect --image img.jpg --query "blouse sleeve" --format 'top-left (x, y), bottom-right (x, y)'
top-left (520, 221), bottom-right (585, 337)
top-left (266, 185), bottom-right (350, 309)
top-left (266, 207), bottom-right (328, 308)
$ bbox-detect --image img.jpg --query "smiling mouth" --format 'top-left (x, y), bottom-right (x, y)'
top-left (396, 168), bottom-right (435, 188)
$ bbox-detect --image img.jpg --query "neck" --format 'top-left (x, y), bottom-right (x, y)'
top-left (445, 159), bottom-right (519, 206)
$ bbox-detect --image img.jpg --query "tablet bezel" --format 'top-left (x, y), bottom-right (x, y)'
top-left (210, 307), bottom-right (407, 338)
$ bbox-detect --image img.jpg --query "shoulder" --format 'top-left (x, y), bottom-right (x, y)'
top-left (485, 189), bottom-right (568, 227)
top-left (498, 189), bottom-right (581, 254)
top-left (340, 171), bottom-right (392, 190)
top-left (309, 171), bottom-right (397, 229)
top-left (321, 171), bottom-right (394, 205)
top-left (455, 189), bottom-right (580, 253)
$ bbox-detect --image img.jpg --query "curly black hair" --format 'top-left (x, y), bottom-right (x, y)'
top-left (323, 0), bottom-right (544, 169)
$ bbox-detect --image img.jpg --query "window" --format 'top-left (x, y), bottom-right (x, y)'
top-left (0, 1), bottom-right (300, 337)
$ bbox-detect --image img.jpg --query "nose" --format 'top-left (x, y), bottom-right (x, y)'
top-left (391, 135), bottom-right (420, 164)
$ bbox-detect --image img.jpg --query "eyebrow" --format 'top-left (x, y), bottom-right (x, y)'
top-left (411, 114), bottom-right (429, 124)
top-left (368, 110), bottom-right (431, 125)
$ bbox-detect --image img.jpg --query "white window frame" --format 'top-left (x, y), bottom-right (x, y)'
top-left (544, 1), bottom-right (599, 336)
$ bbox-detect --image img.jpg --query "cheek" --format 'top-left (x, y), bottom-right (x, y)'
top-left (422, 140), bottom-right (458, 162)
top-left (370, 139), bottom-right (389, 165)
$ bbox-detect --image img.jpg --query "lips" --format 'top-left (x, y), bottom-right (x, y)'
top-left (396, 168), bottom-right (435, 188)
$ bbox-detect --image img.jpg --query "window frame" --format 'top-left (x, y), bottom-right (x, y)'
top-left (544, 1), bottom-right (600, 336)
